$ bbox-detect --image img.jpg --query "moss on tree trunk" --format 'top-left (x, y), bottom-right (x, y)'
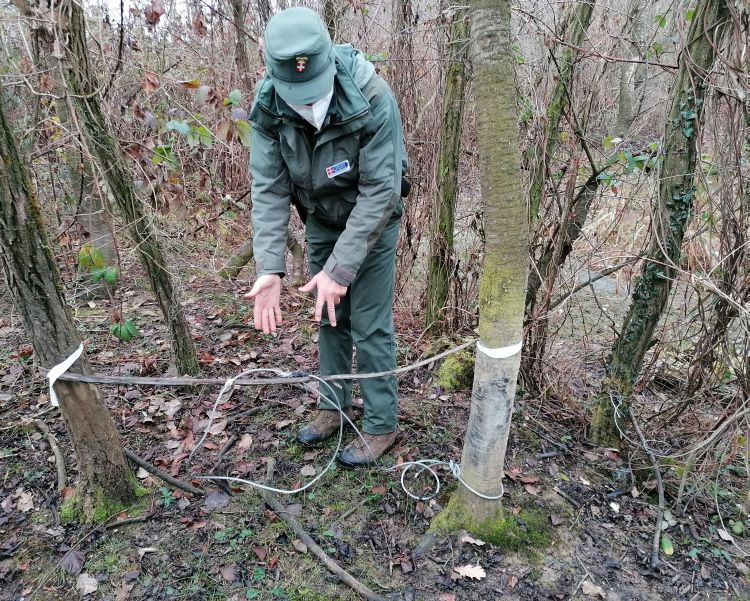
top-left (590, 0), bottom-right (729, 444)
top-left (426, 7), bottom-right (469, 333)
top-left (430, 0), bottom-right (529, 532)
top-left (0, 93), bottom-right (137, 523)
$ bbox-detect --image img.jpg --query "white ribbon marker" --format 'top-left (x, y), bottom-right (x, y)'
top-left (476, 340), bottom-right (522, 359)
top-left (46, 343), bottom-right (84, 407)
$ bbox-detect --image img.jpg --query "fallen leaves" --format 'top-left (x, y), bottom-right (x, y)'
top-left (292, 539), bottom-right (308, 554)
top-left (201, 491), bottom-right (230, 513)
top-left (141, 71), bottom-right (160, 94)
top-left (581, 580), bottom-right (606, 598)
top-left (220, 563), bottom-right (236, 581)
top-left (60, 550), bottom-right (85, 575)
top-left (300, 465), bottom-right (316, 477)
top-left (459, 534), bottom-right (486, 546)
top-left (452, 563), bottom-right (486, 580)
top-left (76, 573), bottom-right (99, 596)
top-left (236, 434), bottom-right (254, 452)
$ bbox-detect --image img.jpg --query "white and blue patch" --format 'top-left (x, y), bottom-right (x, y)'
top-left (325, 160), bottom-right (352, 178)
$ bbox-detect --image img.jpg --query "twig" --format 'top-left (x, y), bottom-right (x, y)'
top-left (629, 412), bottom-right (664, 569)
top-left (339, 497), bottom-right (371, 522)
top-left (124, 449), bottom-right (204, 496)
top-left (552, 485), bottom-right (582, 509)
top-left (34, 420), bottom-right (67, 493)
top-left (571, 554), bottom-right (595, 596)
top-left (261, 459), bottom-right (387, 601)
top-left (210, 434), bottom-right (239, 473)
top-left (104, 510), bottom-right (174, 529)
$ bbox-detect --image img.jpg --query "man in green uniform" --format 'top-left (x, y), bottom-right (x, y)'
top-left (245, 7), bottom-right (408, 466)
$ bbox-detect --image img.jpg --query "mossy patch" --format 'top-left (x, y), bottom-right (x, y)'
top-left (429, 493), bottom-right (552, 552)
top-left (60, 478), bottom-right (150, 524)
top-left (436, 351), bottom-right (475, 391)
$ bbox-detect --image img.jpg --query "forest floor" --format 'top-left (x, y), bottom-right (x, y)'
top-left (1, 259), bottom-right (748, 601)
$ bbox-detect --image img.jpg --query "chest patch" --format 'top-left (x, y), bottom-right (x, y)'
top-left (325, 160), bottom-right (352, 179)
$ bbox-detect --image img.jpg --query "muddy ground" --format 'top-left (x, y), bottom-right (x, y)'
top-left (1, 264), bottom-right (748, 601)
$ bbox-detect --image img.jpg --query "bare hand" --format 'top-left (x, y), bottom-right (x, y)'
top-left (298, 271), bottom-right (347, 327)
top-left (245, 274), bottom-right (282, 334)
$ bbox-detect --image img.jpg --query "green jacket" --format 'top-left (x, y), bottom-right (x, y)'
top-left (249, 44), bottom-right (408, 286)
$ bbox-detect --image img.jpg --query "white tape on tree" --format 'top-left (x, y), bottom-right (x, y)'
top-left (476, 340), bottom-right (522, 359)
top-left (46, 343), bottom-right (84, 407)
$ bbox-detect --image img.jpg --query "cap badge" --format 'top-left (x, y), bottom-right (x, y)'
top-left (295, 56), bottom-right (309, 73)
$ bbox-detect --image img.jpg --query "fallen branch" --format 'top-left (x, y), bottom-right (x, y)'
top-left (34, 420), bottom-right (67, 493)
top-left (124, 449), bottom-right (204, 496)
top-left (104, 510), bottom-right (174, 529)
top-left (629, 412), bottom-right (664, 569)
top-left (262, 459), bottom-right (387, 601)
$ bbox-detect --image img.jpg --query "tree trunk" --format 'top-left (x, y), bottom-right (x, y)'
top-left (54, 0), bottom-right (200, 375)
top-left (231, 0), bottom-right (252, 89)
top-left (322, 0), bottom-right (347, 42)
top-left (590, 0), bottom-right (729, 445)
top-left (12, 0), bottom-right (118, 300)
top-left (616, 0), bottom-right (649, 137)
top-left (0, 93), bottom-right (137, 523)
top-left (432, 0), bottom-right (528, 527)
top-left (527, 0), bottom-right (596, 224)
top-left (426, 8), bottom-right (469, 333)
top-left (219, 228), bottom-right (304, 284)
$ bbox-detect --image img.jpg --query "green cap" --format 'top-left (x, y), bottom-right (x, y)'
top-left (264, 8), bottom-right (336, 106)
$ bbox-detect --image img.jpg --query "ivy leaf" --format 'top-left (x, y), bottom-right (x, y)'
top-left (90, 266), bottom-right (107, 282)
top-left (166, 120), bottom-right (191, 136)
top-left (103, 266), bottom-right (119, 284)
top-left (235, 120), bottom-right (252, 148)
top-left (193, 125), bottom-right (213, 148)
top-left (230, 107), bottom-right (248, 121)
top-left (152, 145), bottom-right (178, 170)
top-left (225, 89), bottom-right (243, 106)
top-left (78, 244), bottom-right (106, 270)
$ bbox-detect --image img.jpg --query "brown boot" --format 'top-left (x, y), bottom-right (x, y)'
top-left (297, 408), bottom-right (355, 445)
top-left (338, 431), bottom-right (397, 467)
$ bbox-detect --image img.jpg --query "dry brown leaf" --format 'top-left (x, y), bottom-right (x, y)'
top-left (582, 580), bottom-right (606, 598)
top-left (220, 564), bottom-right (236, 581)
top-left (452, 564), bottom-right (486, 580)
top-left (142, 71), bottom-right (160, 93)
top-left (460, 534), bottom-right (486, 546)
top-left (236, 434), bottom-right (253, 452)
top-left (76, 573), bottom-right (98, 596)
top-left (292, 539), bottom-right (308, 554)
top-left (524, 484), bottom-right (541, 495)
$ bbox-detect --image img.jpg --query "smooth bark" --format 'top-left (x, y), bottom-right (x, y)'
top-left (453, 0), bottom-right (528, 519)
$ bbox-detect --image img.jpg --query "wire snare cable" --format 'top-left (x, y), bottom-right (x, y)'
top-left (187, 367), bottom-right (503, 501)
